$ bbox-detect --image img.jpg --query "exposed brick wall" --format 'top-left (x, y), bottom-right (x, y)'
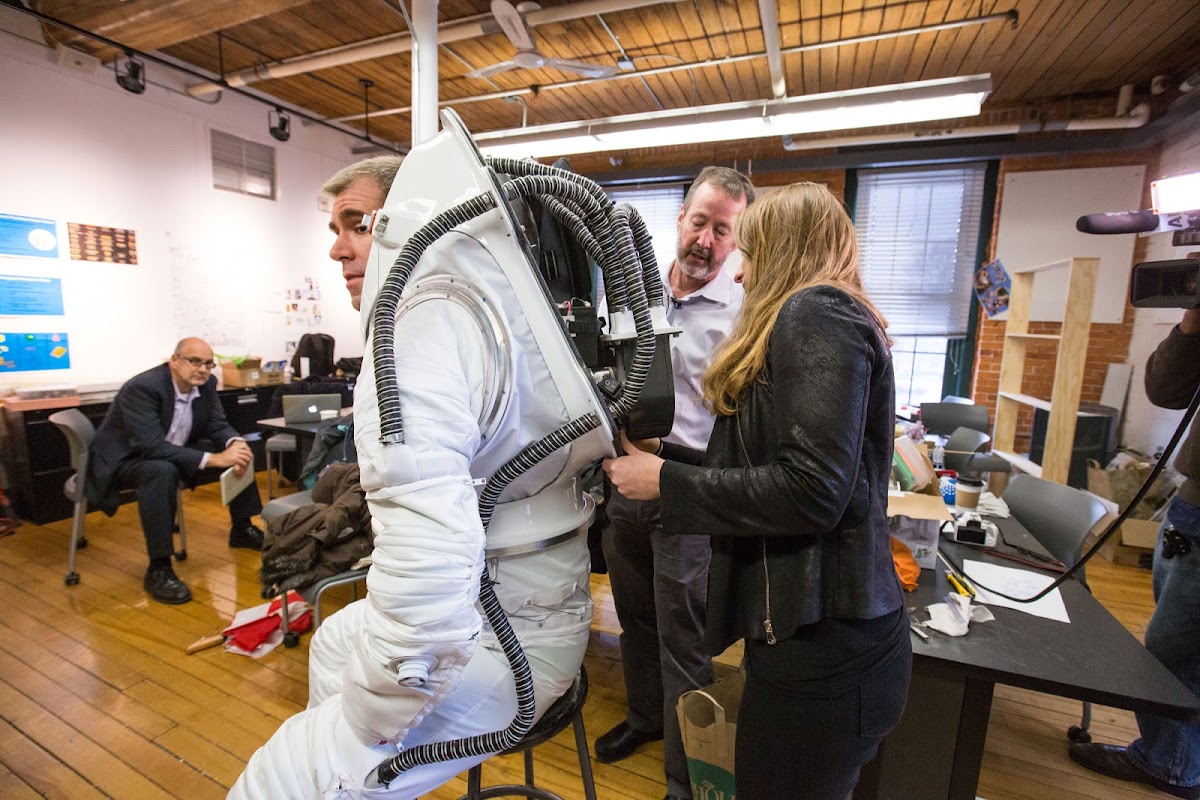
top-left (970, 150), bottom-right (1158, 451)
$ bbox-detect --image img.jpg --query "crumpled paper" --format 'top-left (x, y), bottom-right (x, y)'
top-left (222, 590), bottom-right (312, 658)
top-left (924, 593), bottom-right (995, 636)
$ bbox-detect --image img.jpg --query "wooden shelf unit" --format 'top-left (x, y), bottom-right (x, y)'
top-left (992, 257), bottom-right (1100, 484)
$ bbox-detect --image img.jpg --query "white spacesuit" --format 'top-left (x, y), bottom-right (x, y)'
top-left (231, 112), bottom-right (670, 798)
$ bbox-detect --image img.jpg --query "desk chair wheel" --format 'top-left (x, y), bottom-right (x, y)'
top-left (284, 630), bottom-right (300, 648)
top-left (65, 571), bottom-right (80, 586)
top-left (174, 549), bottom-right (188, 561)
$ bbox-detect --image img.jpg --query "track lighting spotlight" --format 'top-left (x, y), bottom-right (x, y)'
top-left (268, 108), bottom-right (291, 142)
top-left (115, 55), bottom-right (145, 94)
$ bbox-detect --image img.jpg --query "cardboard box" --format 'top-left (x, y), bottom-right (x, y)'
top-left (888, 490), bottom-right (954, 569)
top-left (1094, 516), bottom-right (1159, 567)
top-left (220, 365), bottom-right (282, 388)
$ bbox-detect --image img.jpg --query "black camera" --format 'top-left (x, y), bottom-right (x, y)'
top-left (1130, 257), bottom-right (1200, 309)
top-left (1076, 175), bottom-right (1200, 310)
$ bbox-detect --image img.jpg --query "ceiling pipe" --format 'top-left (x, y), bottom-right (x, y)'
top-left (779, 101), bottom-right (1150, 151)
top-left (185, 0), bottom-right (680, 97)
top-left (410, 0), bottom-right (439, 145)
top-left (4, 1), bottom-right (406, 154)
top-left (333, 8), bottom-right (1018, 123)
top-left (757, 0), bottom-right (785, 99)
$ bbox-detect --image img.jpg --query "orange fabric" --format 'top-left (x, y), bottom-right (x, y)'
top-left (890, 536), bottom-right (920, 592)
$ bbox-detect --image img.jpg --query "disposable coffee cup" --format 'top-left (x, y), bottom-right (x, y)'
top-left (955, 477), bottom-right (984, 510)
top-left (318, 409), bottom-right (338, 421)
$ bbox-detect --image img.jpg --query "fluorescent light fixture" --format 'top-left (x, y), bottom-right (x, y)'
top-left (1151, 171), bottom-right (1200, 214)
top-left (475, 74), bottom-right (991, 159)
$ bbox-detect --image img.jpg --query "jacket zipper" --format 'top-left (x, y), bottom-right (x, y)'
top-left (736, 412), bottom-right (777, 645)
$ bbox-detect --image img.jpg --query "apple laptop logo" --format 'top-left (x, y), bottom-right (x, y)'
top-left (307, 404), bottom-right (318, 414)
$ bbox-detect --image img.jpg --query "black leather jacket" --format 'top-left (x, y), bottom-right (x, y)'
top-left (660, 285), bottom-right (903, 654)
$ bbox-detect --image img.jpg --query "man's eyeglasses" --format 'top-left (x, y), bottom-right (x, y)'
top-left (177, 355), bottom-right (217, 369)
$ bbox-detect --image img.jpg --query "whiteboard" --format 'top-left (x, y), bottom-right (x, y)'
top-left (995, 165), bottom-right (1144, 323)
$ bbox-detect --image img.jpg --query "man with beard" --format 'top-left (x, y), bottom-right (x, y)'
top-left (595, 167), bottom-right (754, 800)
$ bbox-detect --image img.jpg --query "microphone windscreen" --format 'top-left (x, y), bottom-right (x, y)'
top-left (1076, 210), bottom-right (1159, 234)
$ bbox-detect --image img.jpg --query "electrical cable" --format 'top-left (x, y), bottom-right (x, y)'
top-left (941, 380), bottom-right (1200, 603)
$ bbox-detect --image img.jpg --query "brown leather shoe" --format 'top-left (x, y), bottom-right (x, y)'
top-left (594, 720), bottom-right (663, 763)
top-left (1068, 742), bottom-right (1200, 799)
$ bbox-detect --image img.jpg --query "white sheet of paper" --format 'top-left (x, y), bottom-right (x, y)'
top-left (962, 559), bottom-right (1071, 623)
top-left (219, 465), bottom-right (254, 506)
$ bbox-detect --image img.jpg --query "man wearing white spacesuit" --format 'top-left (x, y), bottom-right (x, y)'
top-left (230, 123), bottom-right (622, 797)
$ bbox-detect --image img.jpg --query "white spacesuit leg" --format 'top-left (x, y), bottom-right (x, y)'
top-left (232, 536), bottom-right (590, 800)
top-left (309, 598), bottom-right (365, 709)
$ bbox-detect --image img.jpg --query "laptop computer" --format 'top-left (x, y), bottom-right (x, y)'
top-left (281, 393), bottom-right (343, 424)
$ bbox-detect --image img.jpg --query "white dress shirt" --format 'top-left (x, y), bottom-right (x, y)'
top-left (662, 265), bottom-right (744, 452)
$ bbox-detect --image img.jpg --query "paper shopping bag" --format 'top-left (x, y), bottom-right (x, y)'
top-left (677, 668), bottom-right (744, 800)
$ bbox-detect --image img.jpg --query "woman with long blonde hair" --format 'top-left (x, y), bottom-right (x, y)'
top-left (605, 182), bottom-right (910, 798)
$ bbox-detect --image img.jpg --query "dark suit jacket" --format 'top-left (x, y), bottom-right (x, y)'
top-left (87, 363), bottom-right (240, 515)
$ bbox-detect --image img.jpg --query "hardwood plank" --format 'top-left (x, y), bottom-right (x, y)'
top-left (0, 468), bottom-right (1170, 800)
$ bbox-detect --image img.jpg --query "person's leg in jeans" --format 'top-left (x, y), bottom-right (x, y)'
top-left (1128, 496), bottom-right (1200, 791)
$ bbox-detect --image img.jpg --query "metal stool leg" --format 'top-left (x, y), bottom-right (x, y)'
top-left (572, 711), bottom-right (598, 800)
top-left (65, 495), bottom-right (87, 585)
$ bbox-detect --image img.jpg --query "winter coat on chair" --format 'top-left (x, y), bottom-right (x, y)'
top-left (259, 463), bottom-right (372, 594)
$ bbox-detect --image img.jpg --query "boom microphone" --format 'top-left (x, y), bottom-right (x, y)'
top-left (1077, 209), bottom-right (1200, 235)
top-left (1075, 210), bottom-right (1160, 234)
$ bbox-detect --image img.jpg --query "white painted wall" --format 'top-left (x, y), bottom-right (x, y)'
top-left (1122, 126), bottom-right (1200, 462)
top-left (0, 9), bottom-right (366, 391)
top-left (995, 165), bottom-right (1144, 324)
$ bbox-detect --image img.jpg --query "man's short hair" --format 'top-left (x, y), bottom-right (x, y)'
top-left (683, 166), bottom-right (756, 210)
top-left (322, 156), bottom-right (404, 198)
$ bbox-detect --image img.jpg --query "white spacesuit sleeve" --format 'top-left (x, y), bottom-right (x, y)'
top-left (343, 295), bottom-right (494, 746)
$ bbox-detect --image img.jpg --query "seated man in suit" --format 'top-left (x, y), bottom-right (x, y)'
top-left (86, 337), bottom-right (266, 604)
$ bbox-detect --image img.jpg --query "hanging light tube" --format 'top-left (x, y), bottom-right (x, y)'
top-left (475, 74), bottom-right (992, 159)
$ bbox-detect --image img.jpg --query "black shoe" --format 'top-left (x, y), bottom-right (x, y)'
top-left (143, 563), bottom-right (192, 604)
top-left (1069, 742), bottom-right (1200, 799)
top-left (229, 523), bottom-right (265, 551)
top-left (594, 720), bottom-right (663, 763)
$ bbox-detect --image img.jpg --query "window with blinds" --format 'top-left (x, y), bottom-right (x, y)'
top-left (854, 164), bottom-right (987, 405)
top-left (210, 129), bottom-right (277, 200)
top-left (605, 184), bottom-right (685, 275)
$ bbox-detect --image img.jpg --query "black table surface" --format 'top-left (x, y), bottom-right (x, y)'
top-left (912, 514), bottom-right (1199, 721)
top-left (256, 409), bottom-right (352, 437)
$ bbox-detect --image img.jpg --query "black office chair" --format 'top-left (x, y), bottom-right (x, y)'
top-left (920, 402), bottom-right (990, 437)
top-left (48, 409), bottom-right (187, 586)
top-left (1004, 473), bottom-right (1108, 743)
top-left (942, 426), bottom-right (1012, 478)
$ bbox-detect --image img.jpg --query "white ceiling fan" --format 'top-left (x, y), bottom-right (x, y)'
top-left (468, 0), bottom-right (618, 80)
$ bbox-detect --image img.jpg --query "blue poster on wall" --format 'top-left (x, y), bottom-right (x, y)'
top-left (0, 214), bottom-right (59, 259)
top-left (0, 275), bottom-right (65, 316)
top-left (0, 332), bottom-right (71, 372)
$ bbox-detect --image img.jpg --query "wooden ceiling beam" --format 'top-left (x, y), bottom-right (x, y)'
top-left (40, 0), bottom-right (315, 53)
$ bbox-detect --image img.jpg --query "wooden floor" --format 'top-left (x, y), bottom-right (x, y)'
top-left (0, 474), bottom-right (1173, 799)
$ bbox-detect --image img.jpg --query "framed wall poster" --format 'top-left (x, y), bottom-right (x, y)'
top-left (0, 275), bottom-right (65, 316)
top-left (0, 213), bottom-right (58, 259)
top-left (67, 222), bottom-right (138, 264)
top-left (0, 332), bottom-right (71, 371)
